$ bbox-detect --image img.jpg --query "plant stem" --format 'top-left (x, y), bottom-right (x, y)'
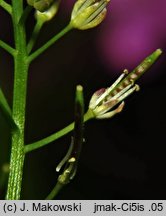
top-left (6, 58), bottom-right (29, 200)
top-left (6, 0), bottom-right (29, 200)
top-left (0, 88), bottom-right (17, 129)
top-left (45, 182), bottom-right (63, 200)
top-left (0, 89), bottom-right (12, 115)
top-left (19, 5), bottom-right (32, 25)
top-left (27, 19), bottom-right (44, 54)
top-left (0, 0), bottom-right (12, 15)
top-left (28, 24), bottom-right (73, 63)
top-left (24, 109), bottom-right (94, 153)
top-left (0, 40), bottom-right (16, 56)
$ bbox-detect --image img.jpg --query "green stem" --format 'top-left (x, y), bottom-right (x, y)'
top-left (0, 40), bottom-right (16, 56)
top-left (0, 0), bottom-right (12, 15)
top-left (6, 0), bottom-right (29, 200)
top-left (24, 109), bottom-right (94, 153)
top-left (28, 24), bottom-right (73, 63)
top-left (0, 89), bottom-right (12, 115)
top-left (45, 182), bottom-right (63, 200)
top-left (19, 5), bottom-right (32, 25)
top-left (0, 88), bottom-right (17, 129)
top-left (27, 19), bottom-right (44, 54)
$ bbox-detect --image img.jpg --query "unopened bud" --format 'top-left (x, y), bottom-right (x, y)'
top-left (70, 0), bottom-right (110, 30)
top-left (27, 0), bottom-right (54, 12)
top-left (35, 2), bottom-right (59, 22)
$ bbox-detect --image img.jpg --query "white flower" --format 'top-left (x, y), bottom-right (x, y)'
top-left (89, 70), bottom-right (139, 119)
top-left (88, 49), bottom-right (162, 119)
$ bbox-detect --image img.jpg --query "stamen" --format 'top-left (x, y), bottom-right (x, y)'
top-left (109, 80), bottom-right (134, 102)
top-left (56, 138), bottom-right (74, 172)
top-left (94, 99), bottom-right (117, 115)
top-left (117, 84), bottom-right (140, 103)
top-left (111, 75), bottom-right (134, 96)
top-left (123, 69), bottom-right (129, 74)
top-left (95, 71), bottom-right (127, 107)
top-left (68, 157), bottom-right (76, 163)
top-left (135, 84), bottom-right (140, 91)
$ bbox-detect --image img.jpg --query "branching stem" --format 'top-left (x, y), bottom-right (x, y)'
top-left (0, 40), bottom-right (16, 56)
top-left (24, 109), bottom-right (94, 153)
top-left (27, 19), bottom-right (44, 54)
top-left (0, 88), bottom-right (17, 129)
top-left (6, 0), bottom-right (29, 200)
top-left (0, 0), bottom-right (12, 15)
top-left (28, 24), bottom-right (73, 63)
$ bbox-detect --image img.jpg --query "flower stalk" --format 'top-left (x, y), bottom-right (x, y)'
top-left (27, 1), bottom-right (61, 54)
top-left (0, 0), bottom-right (12, 14)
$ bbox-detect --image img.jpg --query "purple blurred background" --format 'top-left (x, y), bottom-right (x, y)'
top-left (66, 0), bottom-right (166, 79)
top-left (97, 0), bottom-right (166, 76)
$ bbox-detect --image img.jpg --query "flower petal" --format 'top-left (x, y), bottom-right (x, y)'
top-left (97, 101), bottom-right (125, 119)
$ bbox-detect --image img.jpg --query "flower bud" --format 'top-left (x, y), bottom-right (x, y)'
top-left (35, 1), bottom-right (59, 22)
top-left (70, 0), bottom-right (110, 30)
top-left (27, 0), bottom-right (54, 12)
